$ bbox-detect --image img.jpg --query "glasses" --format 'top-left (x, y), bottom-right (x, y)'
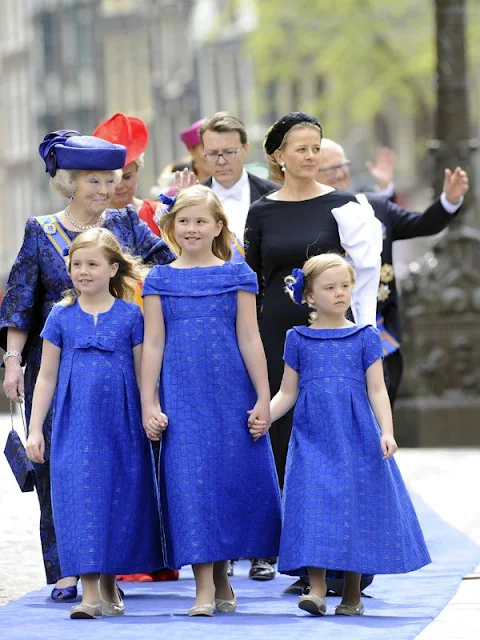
top-left (204, 148), bottom-right (243, 163)
top-left (318, 161), bottom-right (351, 177)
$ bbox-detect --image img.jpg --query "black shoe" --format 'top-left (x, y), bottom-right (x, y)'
top-left (249, 558), bottom-right (276, 581)
top-left (283, 576), bottom-right (309, 594)
top-left (226, 560), bottom-right (235, 577)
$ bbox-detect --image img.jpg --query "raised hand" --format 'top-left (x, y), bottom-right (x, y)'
top-left (366, 147), bottom-right (397, 190)
top-left (444, 167), bottom-right (469, 204)
top-left (173, 167), bottom-right (198, 192)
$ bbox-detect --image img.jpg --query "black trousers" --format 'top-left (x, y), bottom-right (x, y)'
top-left (383, 350), bottom-right (404, 408)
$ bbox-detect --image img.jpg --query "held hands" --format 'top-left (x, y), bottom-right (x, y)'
top-left (173, 168), bottom-right (198, 192)
top-left (142, 403), bottom-right (168, 441)
top-left (381, 434), bottom-right (398, 460)
top-left (26, 432), bottom-right (45, 464)
top-left (247, 399), bottom-right (271, 442)
top-left (366, 147), bottom-right (396, 190)
top-left (444, 167), bottom-right (469, 204)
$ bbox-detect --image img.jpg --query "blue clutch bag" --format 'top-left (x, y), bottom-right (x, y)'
top-left (4, 401), bottom-right (35, 492)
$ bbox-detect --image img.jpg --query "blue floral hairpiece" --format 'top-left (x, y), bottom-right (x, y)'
top-left (158, 193), bottom-right (177, 212)
top-left (286, 268), bottom-right (305, 305)
top-left (62, 246), bottom-right (70, 257)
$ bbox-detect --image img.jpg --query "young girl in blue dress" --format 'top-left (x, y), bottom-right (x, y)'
top-left (260, 253), bottom-right (431, 617)
top-left (26, 228), bottom-right (163, 620)
top-left (141, 184), bottom-right (281, 617)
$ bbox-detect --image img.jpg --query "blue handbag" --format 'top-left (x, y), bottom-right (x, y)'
top-left (4, 401), bottom-right (35, 492)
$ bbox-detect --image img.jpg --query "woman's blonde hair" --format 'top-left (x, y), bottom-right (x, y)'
top-left (158, 184), bottom-right (232, 261)
top-left (51, 169), bottom-right (122, 199)
top-left (266, 122), bottom-right (322, 182)
top-left (285, 253), bottom-right (356, 323)
top-left (62, 227), bottom-right (147, 305)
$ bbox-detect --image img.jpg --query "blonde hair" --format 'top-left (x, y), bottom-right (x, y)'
top-left (285, 253), bottom-right (356, 323)
top-left (51, 169), bottom-right (122, 199)
top-left (62, 228), bottom-right (147, 305)
top-left (158, 185), bottom-right (233, 261)
top-left (266, 122), bottom-right (322, 182)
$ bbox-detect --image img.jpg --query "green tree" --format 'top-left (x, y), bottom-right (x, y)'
top-left (246, 0), bottom-right (479, 136)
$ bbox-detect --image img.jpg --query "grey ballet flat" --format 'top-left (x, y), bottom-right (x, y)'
top-left (335, 600), bottom-right (365, 616)
top-left (298, 593), bottom-right (327, 616)
top-left (215, 587), bottom-right (237, 613)
top-left (70, 602), bottom-right (103, 619)
top-left (188, 603), bottom-right (215, 616)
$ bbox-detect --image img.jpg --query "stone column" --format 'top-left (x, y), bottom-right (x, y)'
top-left (394, 0), bottom-right (480, 446)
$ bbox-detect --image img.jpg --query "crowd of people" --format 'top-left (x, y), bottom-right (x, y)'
top-left (0, 108), bottom-right (469, 621)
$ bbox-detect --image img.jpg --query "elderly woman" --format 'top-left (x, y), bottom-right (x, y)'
top-left (244, 113), bottom-right (382, 589)
top-left (0, 130), bottom-right (174, 600)
top-left (93, 112), bottom-right (160, 235)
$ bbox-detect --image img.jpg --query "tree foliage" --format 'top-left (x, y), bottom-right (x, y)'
top-left (246, 0), bottom-right (480, 135)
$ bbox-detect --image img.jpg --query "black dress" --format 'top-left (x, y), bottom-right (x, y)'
top-left (244, 190), bottom-right (358, 487)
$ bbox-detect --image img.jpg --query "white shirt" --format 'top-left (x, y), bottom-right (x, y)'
top-left (211, 170), bottom-right (251, 243)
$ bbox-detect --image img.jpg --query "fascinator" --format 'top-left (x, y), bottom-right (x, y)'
top-left (92, 113), bottom-right (149, 166)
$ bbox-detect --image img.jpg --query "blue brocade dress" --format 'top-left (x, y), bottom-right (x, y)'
top-left (0, 206), bottom-right (173, 582)
top-left (41, 299), bottom-right (164, 576)
top-left (278, 324), bottom-right (431, 576)
top-left (142, 261), bottom-right (282, 569)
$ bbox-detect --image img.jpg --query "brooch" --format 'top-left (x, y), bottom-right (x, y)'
top-left (43, 222), bottom-right (56, 235)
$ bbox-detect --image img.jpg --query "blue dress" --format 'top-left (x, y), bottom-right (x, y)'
top-left (0, 205), bottom-right (173, 582)
top-left (41, 299), bottom-right (165, 576)
top-left (142, 261), bottom-right (282, 569)
top-left (279, 324), bottom-right (431, 576)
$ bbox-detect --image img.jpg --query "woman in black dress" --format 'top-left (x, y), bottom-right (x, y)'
top-left (245, 113), bottom-right (381, 487)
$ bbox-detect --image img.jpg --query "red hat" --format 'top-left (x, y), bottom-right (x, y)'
top-left (179, 119), bottom-right (205, 150)
top-left (92, 113), bottom-right (149, 166)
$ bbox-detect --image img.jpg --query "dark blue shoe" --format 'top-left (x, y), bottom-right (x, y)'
top-left (51, 585), bottom-right (78, 602)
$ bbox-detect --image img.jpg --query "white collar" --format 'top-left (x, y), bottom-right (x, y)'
top-left (212, 170), bottom-right (249, 199)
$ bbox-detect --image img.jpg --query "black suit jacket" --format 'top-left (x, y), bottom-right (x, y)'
top-left (204, 172), bottom-right (278, 204)
top-left (367, 195), bottom-right (458, 342)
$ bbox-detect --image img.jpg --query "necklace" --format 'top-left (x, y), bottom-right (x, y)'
top-left (64, 205), bottom-right (105, 230)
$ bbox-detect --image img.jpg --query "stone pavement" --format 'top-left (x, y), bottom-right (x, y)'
top-left (0, 412), bottom-right (479, 637)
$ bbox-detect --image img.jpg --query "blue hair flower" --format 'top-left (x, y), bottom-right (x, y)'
top-left (287, 268), bottom-right (305, 305)
top-left (158, 193), bottom-right (177, 212)
top-left (62, 246), bottom-right (70, 257)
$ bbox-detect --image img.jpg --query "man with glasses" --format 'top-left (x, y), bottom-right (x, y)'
top-left (317, 138), bottom-right (468, 407)
top-left (201, 112), bottom-right (277, 262)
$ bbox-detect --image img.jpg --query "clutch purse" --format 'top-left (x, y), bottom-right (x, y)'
top-left (3, 401), bottom-right (35, 492)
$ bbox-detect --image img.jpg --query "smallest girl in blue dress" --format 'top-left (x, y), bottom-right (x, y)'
top-left (255, 253), bottom-right (431, 617)
top-left (26, 228), bottom-right (163, 620)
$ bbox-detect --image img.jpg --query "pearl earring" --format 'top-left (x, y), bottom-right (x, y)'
top-left (70, 195), bottom-right (75, 201)
top-left (280, 162), bottom-right (286, 172)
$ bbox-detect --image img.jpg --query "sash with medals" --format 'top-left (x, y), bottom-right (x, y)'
top-left (230, 232), bottom-right (245, 263)
top-left (36, 215), bottom-right (72, 262)
top-left (376, 313), bottom-right (400, 356)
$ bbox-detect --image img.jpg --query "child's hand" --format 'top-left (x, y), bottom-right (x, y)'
top-left (26, 432), bottom-right (45, 464)
top-left (381, 434), bottom-right (398, 459)
top-left (143, 405), bottom-right (168, 441)
top-left (247, 400), bottom-right (271, 441)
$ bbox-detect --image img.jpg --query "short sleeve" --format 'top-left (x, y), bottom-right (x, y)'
top-left (361, 325), bottom-right (383, 371)
top-left (234, 261), bottom-right (258, 294)
top-left (40, 304), bottom-right (64, 348)
top-left (283, 329), bottom-right (299, 372)
top-left (130, 306), bottom-right (144, 348)
top-left (142, 266), bottom-right (164, 297)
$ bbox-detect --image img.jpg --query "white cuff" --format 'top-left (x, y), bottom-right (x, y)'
top-left (440, 192), bottom-right (463, 214)
top-left (332, 195), bottom-right (382, 327)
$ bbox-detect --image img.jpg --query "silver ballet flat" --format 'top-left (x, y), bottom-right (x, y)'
top-left (298, 593), bottom-right (327, 616)
top-left (100, 584), bottom-right (125, 616)
top-left (215, 587), bottom-right (237, 613)
top-left (188, 603), bottom-right (215, 617)
top-left (335, 600), bottom-right (365, 616)
top-left (70, 602), bottom-right (103, 619)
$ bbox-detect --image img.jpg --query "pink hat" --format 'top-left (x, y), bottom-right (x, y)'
top-left (179, 119), bottom-right (205, 149)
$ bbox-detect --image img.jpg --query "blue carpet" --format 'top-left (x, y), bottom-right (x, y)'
top-left (1, 495), bottom-right (479, 640)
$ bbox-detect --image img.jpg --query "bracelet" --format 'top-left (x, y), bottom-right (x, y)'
top-left (3, 350), bottom-right (22, 364)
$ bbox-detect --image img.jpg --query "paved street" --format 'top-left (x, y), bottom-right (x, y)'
top-left (0, 412), bottom-right (479, 637)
